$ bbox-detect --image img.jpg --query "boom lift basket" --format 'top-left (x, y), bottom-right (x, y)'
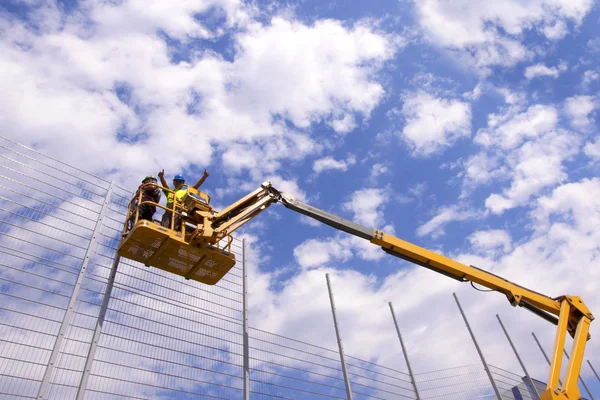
top-left (117, 184), bottom-right (236, 285)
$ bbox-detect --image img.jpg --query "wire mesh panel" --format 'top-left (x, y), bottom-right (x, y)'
top-left (489, 365), bottom-right (537, 400)
top-left (0, 136), bottom-right (110, 399)
top-left (248, 327), bottom-right (350, 399)
top-left (0, 136), bottom-right (566, 400)
top-left (345, 355), bottom-right (416, 400)
top-left (414, 363), bottom-right (498, 400)
top-left (0, 136), bottom-right (247, 399)
top-left (80, 187), bottom-right (246, 400)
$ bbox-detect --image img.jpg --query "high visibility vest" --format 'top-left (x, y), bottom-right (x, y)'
top-left (165, 185), bottom-right (188, 209)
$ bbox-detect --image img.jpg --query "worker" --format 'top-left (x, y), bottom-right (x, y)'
top-left (158, 169), bottom-right (210, 230)
top-left (128, 175), bottom-right (161, 229)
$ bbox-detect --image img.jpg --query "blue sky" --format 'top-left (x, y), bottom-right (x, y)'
top-left (1, 0), bottom-right (599, 397)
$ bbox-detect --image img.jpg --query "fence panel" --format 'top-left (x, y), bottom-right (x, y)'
top-left (1, 136), bottom-right (591, 400)
top-left (0, 136), bottom-right (110, 399)
top-left (248, 327), bottom-right (348, 399)
top-left (80, 185), bottom-right (246, 399)
top-left (414, 363), bottom-right (498, 400)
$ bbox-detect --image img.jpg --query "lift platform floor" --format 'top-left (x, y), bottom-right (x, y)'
top-left (117, 220), bottom-right (236, 285)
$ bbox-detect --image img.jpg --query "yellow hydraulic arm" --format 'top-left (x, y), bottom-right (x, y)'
top-left (119, 181), bottom-right (593, 399)
top-left (268, 189), bottom-right (594, 400)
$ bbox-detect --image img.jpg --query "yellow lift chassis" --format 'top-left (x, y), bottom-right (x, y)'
top-left (118, 181), bottom-right (594, 400)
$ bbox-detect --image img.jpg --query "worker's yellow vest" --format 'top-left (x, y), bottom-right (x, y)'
top-left (166, 185), bottom-right (188, 209)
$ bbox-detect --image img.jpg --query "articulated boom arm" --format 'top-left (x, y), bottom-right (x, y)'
top-left (268, 188), bottom-right (593, 400)
top-left (195, 182), bottom-right (593, 399)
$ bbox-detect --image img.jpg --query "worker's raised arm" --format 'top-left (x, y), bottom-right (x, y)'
top-left (158, 169), bottom-right (169, 190)
top-left (193, 169), bottom-right (210, 189)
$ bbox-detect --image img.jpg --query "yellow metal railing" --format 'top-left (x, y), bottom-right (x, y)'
top-left (123, 182), bottom-right (184, 235)
top-left (122, 182), bottom-right (234, 253)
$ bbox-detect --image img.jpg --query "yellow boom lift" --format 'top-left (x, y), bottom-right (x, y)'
top-left (118, 181), bottom-right (594, 400)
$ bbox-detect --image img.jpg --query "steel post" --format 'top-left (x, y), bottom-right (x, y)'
top-left (389, 302), bottom-right (421, 399)
top-left (588, 360), bottom-right (600, 383)
top-left (76, 254), bottom-right (120, 400)
top-left (243, 239), bottom-right (250, 400)
top-left (326, 273), bottom-right (353, 400)
top-left (496, 315), bottom-right (540, 400)
top-left (37, 180), bottom-right (115, 400)
top-left (453, 293), bottom-right (502, 400)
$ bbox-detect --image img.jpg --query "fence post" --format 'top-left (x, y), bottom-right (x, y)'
top-left (453, 293), bottom-right (502, 400)
top-left (76, 254), bottom-right (120, 399)
top-left (389, 302), bottom-right (421, 400)
top-left (562, 349), bottom-right (595, 400)
top-left (37, 180), bottom-right (115, 400)
top-left (588, 360), bottom-right (600, 383)
top-left (326, 273), bottom-right (353, 400)
top-left (496, 315), bottom-right (540, 400)
top-left (243, 239), bottom-right (250, 400)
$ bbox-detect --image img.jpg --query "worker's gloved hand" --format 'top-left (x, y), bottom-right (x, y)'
top-left (203, 169), bottom-right (209, 178)
top-left (158, 169), bottom-right (165, 179)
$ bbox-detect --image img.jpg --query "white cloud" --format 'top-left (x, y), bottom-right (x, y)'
top-left (496, 88), bottom-right (528, 106)
top-left (313, 155), bottom-right (356, 175)
top-left (582, 70), bottom-right (600, 87)
top-left (328, 114), bottom-right (357, 134)
top-left (248, 177), bottom-right (600, 381)
top-left (563, 95), bottom-right (596, 130)
top-left (588, 37), bottom-right (600, 53)
top-left (232, 18), bottom-right (400, 130)
top-left (412, 0), bottom-right (593, 71)
top-left (89, 0), bottom-right (251, 41)
top-left (469, 229), bottom-right (512, 255)
top-left (461, 153), bottom-right (507, 189)
top-left (467, 99), bottom-right (589, 215)
top-left (293, 237), bottom-right (352, 269)
top-left (475, 104), bottom-right (558, 150)
top-left (0, 5), bottom-right (400, 191)
top-left (541, 20), bottom-right (568, 39)
top-left (462, 82), bottom-right (484, 101)
top-left (416, 205), bottom-right (481, 238)
top-left (524, 62), bottom-right (568, 80)
top-left (532, 178), bottom-right (600, 234)
top-left (408, 182), bottom-right (428, 197)
top-left (485, 130), bottom-right (580, 214)
top-left (583, 138), bottom-right (600, 160)
top-left (222, 133), bottom-right (320, 180)
top-left (399, 92), bottom-right (472, 157)
top-left (342, 187), bottom-right (389, 227)
top-left (369, 163), bottom-right (389, 180)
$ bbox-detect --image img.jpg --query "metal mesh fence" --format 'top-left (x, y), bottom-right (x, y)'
top-left (0, 136), bottom-right (246, 399)
top-left (345, 355), bottom-right (415, 400)
top-left (414, 363), bottom-right (497, 400)
top-left (248, 327), bottom-right (347, 399)
top-left (490, 365), bottom-right (537, 400)
top-left (1, 135), bottom-right (594, 400)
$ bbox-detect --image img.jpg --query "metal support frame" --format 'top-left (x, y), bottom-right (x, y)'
top-left (326, 273), bottom-right (353, 400)
top-left (532, 331), bottom-right (596, 400)
top-left (243, 239), bottom-right (250, 400)
top-left (453, 293), bottom-right (502, 400)
top-left (76, 254), bottom-right (121, 399)
top-left (562, 350), bottom-right (596, 400)
top-left (37, 180), bottom-right (115, 400)
top-left (589, 360), bottom-right (600, 383)
top-left (496, 315), bottom-right (540, 400)
top-left (389, 302), bottom-right (421, 399)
